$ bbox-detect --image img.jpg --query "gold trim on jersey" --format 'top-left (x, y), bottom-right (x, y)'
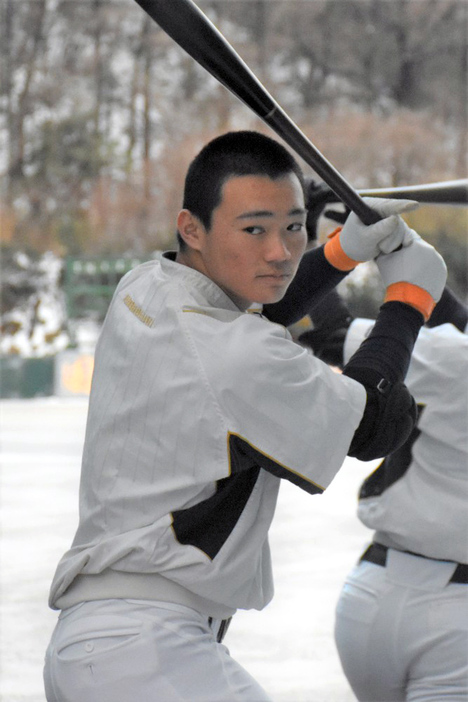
top-left (182, 305), bottom-right (263, 317)
top-left (227, 431), bottom-right (325, 492)
top-left (182, 306), bottom-right (210, 316)
top-left (182, 306), bottom-right (245, 323)
top-left (123, 294), bottom-right (154, 327)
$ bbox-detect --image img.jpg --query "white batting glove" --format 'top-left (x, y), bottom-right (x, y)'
top-left (376, 234), bottom-right (447, 321)
top-left (324, 197), bottom-right (419, 271)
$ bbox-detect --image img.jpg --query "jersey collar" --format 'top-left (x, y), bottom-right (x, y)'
top-left (160, 251), bottom-right (263, 315)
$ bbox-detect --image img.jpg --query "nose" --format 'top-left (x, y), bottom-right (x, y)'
top-left (264, 232), bottom-right (292, 263)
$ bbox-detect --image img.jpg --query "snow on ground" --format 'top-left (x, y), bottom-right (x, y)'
top-left (0, 398), bottom-right (375, 702)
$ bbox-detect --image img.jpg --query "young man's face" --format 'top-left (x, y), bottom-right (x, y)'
top-left (178, 173), bottom-right (308, 310)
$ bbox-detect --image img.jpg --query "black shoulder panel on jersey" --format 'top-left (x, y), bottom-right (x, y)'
top-left (171, 465), bottom-right (260, 560)
top-left (229, 433), bottom-right (324, 495)
top-left (172, 432), bottom-right (324, 559)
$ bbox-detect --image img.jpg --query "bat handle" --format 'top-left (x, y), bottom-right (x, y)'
top-left (340, 191), bottom-right (382, 225)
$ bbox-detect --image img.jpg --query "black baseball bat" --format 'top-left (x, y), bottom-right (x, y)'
top-left (133, 0), bottom-right (382, 225)
top-left (312, 179), bottom-right (468, 208)
top-left (358, 179), bottom-right (468, 206)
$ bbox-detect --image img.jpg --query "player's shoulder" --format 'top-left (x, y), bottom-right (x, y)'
top-left (405, 323), bottom-right (468, 399)
top-left (416, 323), bottom-right (468, 361)
top-left (114, 258), bottom-right (161, 294)
top-left (182, 305), bottom-right (291, 351)
top-left (183, 306), bottom-right (309, 381)
top-left (424, 321), bottom-right (468, 342)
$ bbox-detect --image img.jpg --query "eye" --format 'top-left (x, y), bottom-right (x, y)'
top-left (287, 222), bottom-right (305, 232)
top-left (243, 226), bottom-right (265, 235)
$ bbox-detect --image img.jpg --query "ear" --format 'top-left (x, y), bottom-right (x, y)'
top-left (177, 210), bottom-right (206, 251)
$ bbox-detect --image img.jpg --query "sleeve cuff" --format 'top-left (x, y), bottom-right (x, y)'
top-left (323, 228), bottom-right (359, 271)
top-left (384, 282), bottom-right (435, 322)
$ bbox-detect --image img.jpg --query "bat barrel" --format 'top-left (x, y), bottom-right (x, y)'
top-left (320, 179), bottom-right (468, 207)
top-left (358, 180), bottom-right (468, 206)
top-left (135, 0), bottom-right (275, 116)
top-left (133, 0), bottom-right (382, 225)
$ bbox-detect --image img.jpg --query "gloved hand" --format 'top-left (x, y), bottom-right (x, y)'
top-left (324, 197), bottom-right (419, 271)
top-left (376, 234), bottom-right (447, 321)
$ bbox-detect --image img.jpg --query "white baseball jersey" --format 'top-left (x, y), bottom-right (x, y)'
top-left (344, 319), bottom-right (468, 563)
top-left (49, 253), bottom-right (365, 615)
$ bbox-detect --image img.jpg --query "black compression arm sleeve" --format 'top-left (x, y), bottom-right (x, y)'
top-left (343, 302), bottom-right (424, 461)
top-left (263, 246), bottom-right (348, 327)
top-left (343, 301), bottom-right (423, 384)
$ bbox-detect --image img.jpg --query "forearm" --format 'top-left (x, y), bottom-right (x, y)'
top-left (343, 301), bottom-right (423, 384)
top-left (343, 302), bottom-right (423, 461)
top-left (263, 246), bottom-right (348, 327)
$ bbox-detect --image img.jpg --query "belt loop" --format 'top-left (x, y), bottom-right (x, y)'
top-left (217, 617), bottom-right (232, 643)
top-left (451, 563), bottom-right (468, 584)
top-left (359, 542), bottom-right (388, 567)
top-left (209, 616), bottom-right (232, 643)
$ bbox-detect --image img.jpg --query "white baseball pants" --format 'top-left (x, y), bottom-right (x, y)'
top-left (334, 551), bottom-right (468, 702)
top-left (44, 599), bottom-right (273, 702)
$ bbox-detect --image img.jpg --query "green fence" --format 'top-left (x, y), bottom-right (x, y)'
top-left (1, 256), bottom-right (152, 399)
top-left (64, 256), bottom-right (147, 321)
top-left (0, 356), bottom-right (55, 399)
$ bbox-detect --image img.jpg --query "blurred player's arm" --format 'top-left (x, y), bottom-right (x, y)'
top-left (426, 286), bottom-right (468, 332)
top-left (298, 288), bottom-right (352, 369)
top-left (300, 286), bottom-right (468, 370)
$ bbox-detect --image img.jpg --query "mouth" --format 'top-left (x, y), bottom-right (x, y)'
top-left (257, 272), bottom-right (292, 281)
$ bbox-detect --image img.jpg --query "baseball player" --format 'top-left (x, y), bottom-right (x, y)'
top-left (43, 131), bottom-right (446, 702)
top-left (303, 285), bottom-right (468, 702)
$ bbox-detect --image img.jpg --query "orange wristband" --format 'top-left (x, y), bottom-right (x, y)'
top-left (384, 282), bottom-right (436, 321)
top-left (323, 227), bottom-right (359, 272)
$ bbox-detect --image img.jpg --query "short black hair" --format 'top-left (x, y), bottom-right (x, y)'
top-left (178, 131), bottom-right (305, 248)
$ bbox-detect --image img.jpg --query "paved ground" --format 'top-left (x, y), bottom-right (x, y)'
top-left (1, 397), bottom-right (374, 701)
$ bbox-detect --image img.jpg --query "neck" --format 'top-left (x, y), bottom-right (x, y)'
top-left (176, 248), bottom-right (203, 273)
top-left (175, 249), bottom-right (250, 312)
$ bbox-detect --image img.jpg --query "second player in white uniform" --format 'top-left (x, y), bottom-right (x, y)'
top-left (335, 318), bottom-right (468, 702)
top-left (303, 285), bottom-right (468, 702)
